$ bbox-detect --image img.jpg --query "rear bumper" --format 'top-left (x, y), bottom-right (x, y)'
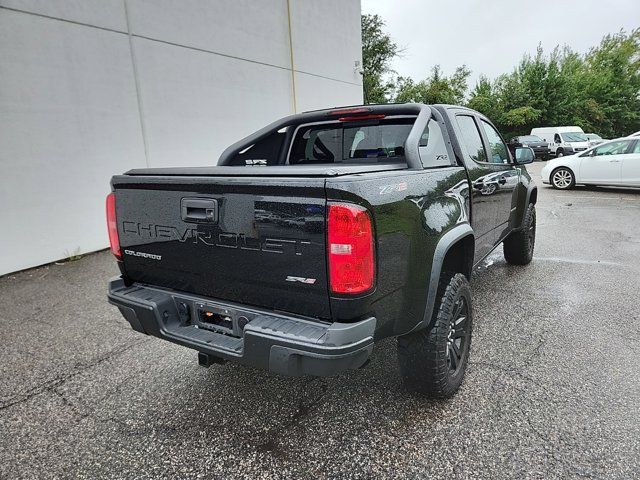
top-left (108, 277), bottom-right (375, 377)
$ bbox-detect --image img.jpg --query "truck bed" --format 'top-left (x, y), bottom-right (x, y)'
top-left (123, 163), bottom-right (407, 178)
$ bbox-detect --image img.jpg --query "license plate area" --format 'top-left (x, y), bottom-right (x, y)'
top-left (193, 302), bottom-right (254, 337)
top-left (197, 304), bottom-right (234, 334)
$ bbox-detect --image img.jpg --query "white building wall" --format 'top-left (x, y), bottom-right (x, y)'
top-left (0, 0), bottom-right (363, 275)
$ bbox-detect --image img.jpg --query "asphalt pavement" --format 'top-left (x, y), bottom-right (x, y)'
top-left (1, 161), bottom-right (639, 479)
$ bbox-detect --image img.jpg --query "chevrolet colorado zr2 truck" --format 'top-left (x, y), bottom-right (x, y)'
top-left (107, 104), bottom-right (537, 398)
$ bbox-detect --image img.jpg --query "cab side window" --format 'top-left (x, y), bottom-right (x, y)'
top-left (418, 120), bottom-right (451, 168)
top-left (456, 115), bottom-right (487, 163)
top-left (480, 120), bottom-right (509, 164)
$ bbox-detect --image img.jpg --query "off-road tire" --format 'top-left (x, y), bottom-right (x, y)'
top-left (503, 203), bottom-right (536, 265)
top-left (397, 272), bottom-right (472, 398)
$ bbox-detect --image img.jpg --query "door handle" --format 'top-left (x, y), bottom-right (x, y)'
top-left (609, 160), bottom-right (620, 163)
top-left (181, 198), bottom-right (218, 223)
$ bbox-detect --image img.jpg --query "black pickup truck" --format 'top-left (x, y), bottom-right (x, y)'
top-left (107, 104), bottom-right (537, 398)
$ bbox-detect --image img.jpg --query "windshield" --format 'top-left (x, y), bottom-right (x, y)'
top-left (562, 132), bottom-right (588, 142)
top-left (289, 118), bottom-right (414, 164)
top-left (520, 135), bottom-right (543, 142)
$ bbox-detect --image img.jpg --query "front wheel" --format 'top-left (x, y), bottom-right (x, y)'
top-left (551, 167), bottom-right (575, 189)
top-left (482, 183), bottom-right (497, 195)
top-left (397, 272), bottom-right (472, 398)
top-left (503, 203), bottom-right (536, 265)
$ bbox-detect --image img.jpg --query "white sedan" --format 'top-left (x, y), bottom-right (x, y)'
top-left (541, 137), bottom-right (640, 189)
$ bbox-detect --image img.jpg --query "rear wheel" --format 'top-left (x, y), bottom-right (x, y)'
top-left (551, 167), bottom-right (575, 189)
top-left (504, 203), bottom-right (536, 265)
top-left (397, 272), bottom-right (472, 398)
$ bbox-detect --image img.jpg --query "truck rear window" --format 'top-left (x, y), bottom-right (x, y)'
top-left (289, 118), bottom-right (414, 165)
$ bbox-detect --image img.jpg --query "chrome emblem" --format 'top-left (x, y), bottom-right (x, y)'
top-left (285, 276), bottom-right (317, 284)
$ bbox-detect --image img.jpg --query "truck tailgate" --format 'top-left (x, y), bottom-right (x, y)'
top-left (112, 176), bottom-right (330, 319)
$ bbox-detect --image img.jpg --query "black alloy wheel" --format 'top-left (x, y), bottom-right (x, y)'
top-left (446, 297), bottom-right (470, 374)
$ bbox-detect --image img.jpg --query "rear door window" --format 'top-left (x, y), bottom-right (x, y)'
top-left (288, 118), bottom-right (414, 164)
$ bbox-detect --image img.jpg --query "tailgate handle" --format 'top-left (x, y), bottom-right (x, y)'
top-left (181, 198), bottom-right (218, 223)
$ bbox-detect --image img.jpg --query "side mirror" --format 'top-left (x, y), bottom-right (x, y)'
top-left (514, 147), bottom-right (535, 164)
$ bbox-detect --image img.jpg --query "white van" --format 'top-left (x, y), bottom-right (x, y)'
top-left (530, 126), bottom-right (590, 157)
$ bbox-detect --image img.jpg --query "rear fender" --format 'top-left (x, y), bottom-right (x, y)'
top-left (405, 223), bottom-right (474, 334)
top-left (511, 184), bottom-right (537, 230)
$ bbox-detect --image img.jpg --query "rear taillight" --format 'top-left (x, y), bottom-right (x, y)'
top-left (106, 193), bottom-right (121, 259)
top-left (327, 203), bottom-right (375, 294)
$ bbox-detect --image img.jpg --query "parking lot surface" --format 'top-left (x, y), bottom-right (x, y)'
top-left (1, 162), bottom-right (639, 479)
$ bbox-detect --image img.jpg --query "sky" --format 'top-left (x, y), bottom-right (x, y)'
top-left (361, 0), bottom-right (640, 88)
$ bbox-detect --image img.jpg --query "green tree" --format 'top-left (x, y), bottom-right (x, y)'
top-left (361, 13), bottom-right (640, 137)
top-left (467, 29), bottom-right (640, 138)
top-left (579, 29), bottom-right (640, 137)
top-left (361, 14), bottom-right (399, 104)
top-left (467, 76), bottom-right (500, 120)
top-left (394, 65), bottom-right (471, 104)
